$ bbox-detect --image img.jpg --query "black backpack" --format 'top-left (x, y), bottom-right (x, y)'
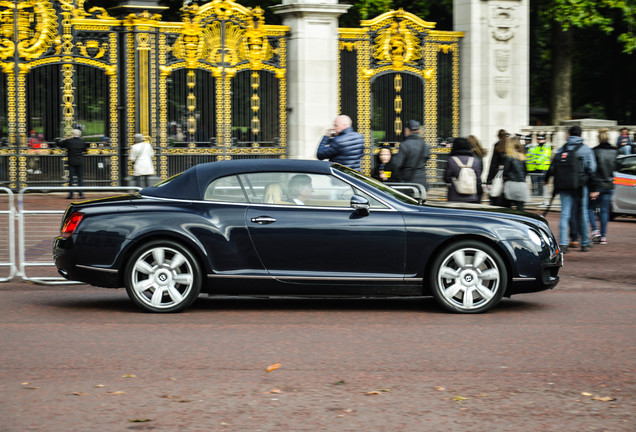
top-left (552, 143), bottom-right (585, 192)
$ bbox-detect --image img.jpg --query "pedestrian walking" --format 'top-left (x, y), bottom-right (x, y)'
top-left (443, 137), bottom-right (480, 203)
top-left (57, 129), bottom-right (89, 199)
top-left (486, 129), bottom-right (509, 207)
top-left (130, 133), bottom-right (156, 188)
top-left (392, 120), bottom-right (431, 190)
top-left (545, 125), bottom-right (597, 253)
top-left (467, 134), bottom-right (487, 203)
top-left (588, 128), bottom-right (618, 245)
top-left (502, 136), bottom-right (530, 211)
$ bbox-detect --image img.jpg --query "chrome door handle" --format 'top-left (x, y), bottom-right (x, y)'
top-left (250, 216), bottom-right (276, 225)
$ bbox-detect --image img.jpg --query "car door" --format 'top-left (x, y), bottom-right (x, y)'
top-left (613, 155), bottom-right (636, 214)
top-left (242, 172), bottom-right (407, 283)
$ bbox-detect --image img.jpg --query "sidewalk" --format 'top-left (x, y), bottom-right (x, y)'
top-left (426, 186), bottom-right (560, 211)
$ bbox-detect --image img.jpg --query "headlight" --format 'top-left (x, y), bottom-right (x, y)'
top-left (528, 229), bottom-right (542, 247)
top-left (539, 229), bottom-right (552, 246)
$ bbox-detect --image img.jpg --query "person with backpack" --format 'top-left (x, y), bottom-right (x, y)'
top-left (502, 136), bottom-right (530, 211)
top-left (393, 120), bottom-right (431, 190)
top-left (444, 137), bottom-right (481, 203)
top-left (545, 125), bottom-right (597, 253)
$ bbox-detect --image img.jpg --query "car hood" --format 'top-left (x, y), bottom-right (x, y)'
top-left (420, 201), bottom-right (549, 226)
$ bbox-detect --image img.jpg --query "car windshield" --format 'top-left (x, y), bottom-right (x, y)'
top-left (332, 164), bottom-right (420, 205)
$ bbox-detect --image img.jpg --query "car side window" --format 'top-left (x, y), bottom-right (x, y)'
top-left (240, 172), bottom-right (387, 209)
top-left (617, 156), bottom-right (636, 176)
top-left (204, 175), bottom-right (248, 203)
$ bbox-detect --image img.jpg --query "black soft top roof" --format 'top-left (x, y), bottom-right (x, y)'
top-left (141, 159), bottom-right (336, 200)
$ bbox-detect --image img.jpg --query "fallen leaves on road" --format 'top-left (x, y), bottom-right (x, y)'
top-left (365, 389), bottom-right (391, 395)
top-left (434, 386), bottom-right (446, 391)
top-left (128, 419), bottom-right (151, 423)
top-left (453, 395), bottom-right (469, 402)
top-left (333, 380), bottom-right (346, 386)
top-left (21, 382), bottom-right (38, 390)
top-left (581, 392), bottom-right (616, 402)
top-left (121, 374), bottom-right (137, 378)
top-left (69, 392), bottom-right (91, 396)
top-left (107, 391), bottom-right (126, 395)
top-left (266, 363), bottom-right (281, 372)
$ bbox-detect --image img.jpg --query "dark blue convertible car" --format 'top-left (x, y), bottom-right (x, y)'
top-left (54, 159), bottom-right (562, 313)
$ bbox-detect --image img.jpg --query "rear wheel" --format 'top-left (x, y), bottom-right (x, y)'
top-left (124, 240), bottom-right (202, 313)
top-left (429, 241), bottom-right (507, 313)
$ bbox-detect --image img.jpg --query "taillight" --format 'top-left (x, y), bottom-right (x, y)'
top-left (61, 212), bottom-right (84, 238)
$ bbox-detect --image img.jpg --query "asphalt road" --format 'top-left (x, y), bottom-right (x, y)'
top-left (0, 211), bottom-right (634, 432)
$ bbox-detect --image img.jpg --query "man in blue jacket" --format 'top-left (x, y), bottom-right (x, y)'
top-left (317, 115), bottom-right (364, 171)
top-left (545, 125), bottom-right (597, 253)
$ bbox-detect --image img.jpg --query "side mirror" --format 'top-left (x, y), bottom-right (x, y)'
top-left (350, 195), bottom-right (370, 215)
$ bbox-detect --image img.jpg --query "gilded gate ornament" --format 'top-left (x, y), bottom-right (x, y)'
top-left (373, 19), bottom-right (421, 70)
top-left (0, 0), bottom-right (57, 60)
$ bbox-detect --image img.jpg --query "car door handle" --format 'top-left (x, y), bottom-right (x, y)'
top-left (250, 216), bottom-right (277, 225)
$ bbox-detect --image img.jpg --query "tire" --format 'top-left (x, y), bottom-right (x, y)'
top-left (124, 240), bottom-right (202, 313)
top-left (429, 240), bottom-right (507, 313)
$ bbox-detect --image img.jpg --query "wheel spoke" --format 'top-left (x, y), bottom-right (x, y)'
top-left (134, 260), bottom-right (154, 275)
top-left (166, 285), bottom-right (184, 303)
top-left (134, 278), bottom-right (154, 294)
top-left (169, 252), bottom-right (187, 270)
top-left (444, 282), bottom-right (463, 299)
top-left (152, 248), bottom-right (165, 266)
top-left (173, 273), bottom-right (193, 285)
top-left (474, 283), bottom-right (495, 300)
top-left (451, 250), bottom-right (467, 267)
top-left (150, 287), bottom-right (165, 306)
top-left (463, 288), bottom-right (474, 308)
top-left (479, 268), bottom-right (499, 281)
top-left (472, 251), bottom-right (487, 269)
top-left (440, 266), bottom-right (460, 279)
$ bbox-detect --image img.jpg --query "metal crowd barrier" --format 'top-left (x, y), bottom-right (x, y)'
top-left (17, 186), bottom-right (140, 285)
top-left (0, 187), bottom-right (16, 281)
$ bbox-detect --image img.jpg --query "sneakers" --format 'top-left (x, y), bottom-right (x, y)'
top-left (600, 237), bottom-right (607, 245)
top-left (569, 241), bottom-right (579, 248)
top-left (581, 244), bottom-right (591, 252)
top-left (560, 245), bottom-right (568, 254)
top-left (591, 230), bottom-right (601, 243)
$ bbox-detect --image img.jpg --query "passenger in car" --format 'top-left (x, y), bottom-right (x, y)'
top-left (288, 174), bottom-right (314, 204)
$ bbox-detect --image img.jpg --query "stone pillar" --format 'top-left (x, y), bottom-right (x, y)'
top-left (454, 0), bottom-right (529, 159)
top-left (272, 0), bottom-right (351, 160)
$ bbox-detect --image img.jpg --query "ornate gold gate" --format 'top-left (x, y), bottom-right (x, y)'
top-left (0, 0), bottom-right (288, 188)
top-left (338, 9), bottom-right (463, 184)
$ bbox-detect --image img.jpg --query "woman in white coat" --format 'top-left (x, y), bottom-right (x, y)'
top-left (130, 133), bottom-right (155, 187)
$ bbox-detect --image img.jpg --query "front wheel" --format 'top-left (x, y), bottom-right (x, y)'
top-left (124, 240), bottom-right (202, 313)
top-left (429, 241), bottom-right (507, 313)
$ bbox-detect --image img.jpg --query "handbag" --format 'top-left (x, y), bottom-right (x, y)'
top-left (503, 180), bottom-right (530, 202)
top-left (490, 169), bottom-right (504, 197)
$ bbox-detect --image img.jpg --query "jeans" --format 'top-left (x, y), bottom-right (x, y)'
top-left (559, 187), bottom-right (589, 247)
top-left (530, 173), bottom-right (545, 196)
top-left (588, 189), bottom-right (613, 237)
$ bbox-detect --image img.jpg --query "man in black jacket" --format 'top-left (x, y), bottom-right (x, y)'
top-left (58, 129), bottom-right (89, 199)
top-left (393, 120), bottom-right (430, 190)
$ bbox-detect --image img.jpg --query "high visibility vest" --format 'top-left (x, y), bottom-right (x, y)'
top-left (526, 144), bottom-right (551, 171)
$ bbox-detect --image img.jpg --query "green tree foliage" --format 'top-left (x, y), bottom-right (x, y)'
top-left (534, 0), bottom-right (636, 124)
